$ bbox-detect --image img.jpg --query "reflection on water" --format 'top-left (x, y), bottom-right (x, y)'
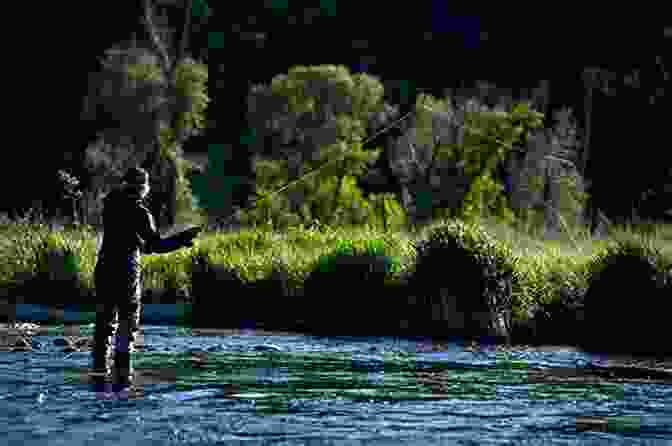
top-left (1, 324), bottom-right (671, 445)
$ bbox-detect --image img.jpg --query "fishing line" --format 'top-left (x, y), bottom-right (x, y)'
top-left (214, 103), bottom-right (420, 227)
top-left (211, 95), bottom-right (554, 229)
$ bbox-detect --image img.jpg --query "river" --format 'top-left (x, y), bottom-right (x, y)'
top-left (1, 306), bottom-right (671, 445)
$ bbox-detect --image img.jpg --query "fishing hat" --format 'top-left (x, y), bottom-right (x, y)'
top-left (122, 167), bottom-right (149, 186)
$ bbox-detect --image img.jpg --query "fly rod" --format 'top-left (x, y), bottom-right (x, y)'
top-left (211, 103), bottom-right (420, 230)
top-left (199, 96), bottom-right (555, 232)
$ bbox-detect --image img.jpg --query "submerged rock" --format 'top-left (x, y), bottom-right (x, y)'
top-left (75, 338), bottom-right (92, 349)
top-left (252, 343), bottom-right (282, 352)
top-left (10, 337), bottom-right (32, 351)
top-left (53, 338), bottom-right (72, 347)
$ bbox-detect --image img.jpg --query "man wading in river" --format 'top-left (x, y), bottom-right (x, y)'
top-left (92, 167), bottom-right (201, 386)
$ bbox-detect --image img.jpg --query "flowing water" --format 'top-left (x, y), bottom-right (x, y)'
top-left (1, 307), bottom-right (671, 445)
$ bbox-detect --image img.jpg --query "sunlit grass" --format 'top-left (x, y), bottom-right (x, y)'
top-left (1, 207), bottom-right (670, 340)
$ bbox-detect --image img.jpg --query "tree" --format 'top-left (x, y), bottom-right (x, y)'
top-left (79, 0), bottom-right (209, 229)
top-left (138, 0), bottom-right (209, 228)
top-left (242, 65), bottom-right (386, 228)
top-left (580, 54), bottom-right (670, 232)
top-left (385, 90), bottom-right (547, 229)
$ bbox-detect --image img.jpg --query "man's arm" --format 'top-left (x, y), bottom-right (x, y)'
top-left (137, 205), bottom-right (187, 254)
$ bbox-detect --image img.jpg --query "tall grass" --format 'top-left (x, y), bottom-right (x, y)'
top-left (1, 206), bottom-right (670, 332)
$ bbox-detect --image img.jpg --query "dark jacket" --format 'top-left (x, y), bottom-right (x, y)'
top-left (97, 188), bottom-right (184, 266)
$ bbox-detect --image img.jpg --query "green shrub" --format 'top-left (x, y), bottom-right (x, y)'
top-left (302, 238), bottom-right (402, 334)
top-left (410, 219), bottom-right (520, 337)
top-left (188, 251), bottom-right (251, 328)
top-left (365, 192), bottom-right (409, 232)
top-left (248, 256), bottom-right (298, 329)
top-left (19, 235), bottom-right (89, 306)
top-left (581, 234), bottom-right (672, 355)
top-left (520, 268), bottom-right (588, 345)
top-left (313, 238), bottom-right (402, 275)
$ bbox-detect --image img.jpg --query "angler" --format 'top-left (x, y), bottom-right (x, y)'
top-left (92, 167), bottom-right (201, 387)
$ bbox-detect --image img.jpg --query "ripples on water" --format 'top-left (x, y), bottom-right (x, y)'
top-left (1, 324), bottom-right (671, 445)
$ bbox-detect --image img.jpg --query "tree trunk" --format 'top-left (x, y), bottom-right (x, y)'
top-left (285, 151), bottom-right (305, 219)
top-left (138, 0), bottom-right (196, 231)
top-left (581, 69), bottom-right (598, 235)
top-left (331, 171), bottom-right (345, 226)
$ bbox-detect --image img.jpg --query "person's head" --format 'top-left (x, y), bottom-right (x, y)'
top-left (121, 167), bottom-right (150, 199)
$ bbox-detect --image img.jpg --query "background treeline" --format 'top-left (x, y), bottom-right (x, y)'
top-left (218, 65), bottom-right (580, 237)
top-left (2, 1), bottom-right (211, 232)
top-left (4, 2), bottom-right (670, 236)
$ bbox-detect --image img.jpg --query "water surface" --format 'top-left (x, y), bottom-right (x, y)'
top-left (1, 320), bottom-right (671, 445)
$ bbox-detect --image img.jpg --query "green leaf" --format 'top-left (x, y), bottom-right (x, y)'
top-left (512, 102), bottom-right (530, 115)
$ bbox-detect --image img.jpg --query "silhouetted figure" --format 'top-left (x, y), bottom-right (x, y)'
top-left (92, 167), bottom-right (201, 387)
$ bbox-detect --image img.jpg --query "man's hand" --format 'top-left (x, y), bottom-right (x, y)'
top-left (183, 226), bottom-right (203, 239)
top-left (175, 226), bottom-right (202, 248)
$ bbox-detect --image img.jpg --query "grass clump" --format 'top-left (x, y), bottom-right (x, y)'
top-left (302, 238), bottom-right (403, 335)
top-left (188, 250), bottom-right (251, 328)
top-left (0, 223), bottom-right (95, 308)
top-left (509, 255), bottom-right (591, 346)
top-left (580, 233), bottom-right (672, 356)
top-left (409, 218), bottom-right (520, 342)
top-left (1, 205), bottom-right (672, 357)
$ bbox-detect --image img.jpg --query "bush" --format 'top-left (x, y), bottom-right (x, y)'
top-left (302, 239), bottom-right (402, 335)
top-left (410, 219), bottom-right (519, 340)
top-left (247, 257), bottom-right (298, 330)
top-left (517, 269), bottom-right (588, 346)
top-left (188, 251), bottom-right (261, 329)
top-left (17, 236), bottom-right (89, 306)
top-left (581, 235), bottom-right (672, 355)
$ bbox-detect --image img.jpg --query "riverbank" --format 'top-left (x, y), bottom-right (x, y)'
top-left (1, 216), bottom-right (671, 357)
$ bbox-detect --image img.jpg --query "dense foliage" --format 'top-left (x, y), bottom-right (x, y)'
top-left (414, 94), bottom-right (545, 225)
top-left (124, 49), bottom-right (209, 224)
top-left (230, 65), bottom-right (391, 230)
top-left (78, 35), bottom-right (209, 229)
top-left (412, 219), bottom-right (520, 322)
top-left (581, 235), bottom-right (672, 355)
top-left (198, 64), bottom-right (586, 236)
